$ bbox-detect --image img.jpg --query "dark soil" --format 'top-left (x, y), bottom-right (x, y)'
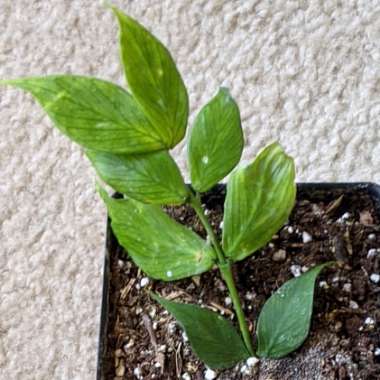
top-left (101, 185), bottom-right (380, 380)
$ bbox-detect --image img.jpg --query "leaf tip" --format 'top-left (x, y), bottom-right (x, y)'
top-left (0, 77), bottom-right (39, 90)
top-left (102, 0), bottom-right (120, 14)
top-left (107, 3), bottom-right (134, 24)
top-left (320, 261), bottom-right (336, 270)
top-left (150, 292), bottom-right (166, 306)
top-left (219, 86), bottom-right (231, 95)
top-left (266, 141), bottom-right (296, 174)
top-left (101, 0), bottom-right (113, 8)
top-left (217, 87), bottom-right (236, 104)
top-left (0, 79), bottom-right (20, 87)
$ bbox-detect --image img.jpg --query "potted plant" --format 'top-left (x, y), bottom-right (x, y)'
top-left (2, 5), bottom-right (380, 379)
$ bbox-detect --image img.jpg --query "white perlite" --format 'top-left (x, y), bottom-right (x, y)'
top-left (182, 373), bottom-right (191, 380)
top-left (319, 281), bottom-right (328, 289)
top-left (287, 226), bottom-right (294, 234)
top-left (124, 339), bottom-right (134, 349)
top-left (149, 308), bottom-right (156, 319)
top-left (246, 357), bottom-right (260, 367)
top-left (370, 273), bottom-right (380, 284)
top-left (349, 301), bottom-right (359, 309)
top-left (224, 297), bottom-right (232, 306)
top-left (240, 357), bottom-right (260, 374)
top-left (302, 231), bottom-right (313, 243)
top-left (133, 367), bottom-right (142, 379)
top-left (158, 344), bottom-right (166, 353)
top-left (342, 283), bottom-right (352, 292)
top-left (140, 277), bottom-right (149, 287)
top-left (364, 317), bottom-right (375, 326)
top-left (338, 212), bottom-right (351, 222)
top-left (290, 265), bottom-right (302, 277)
top-left (204, 368), bottom-right (217, 380)
top-left (245, 292), bottom-right (254, 301)
top-left (168, 321), bottom-right (176, 334)
top-left (367, 248), bottom-right (380, 259)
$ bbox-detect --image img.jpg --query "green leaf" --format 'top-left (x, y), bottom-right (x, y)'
top-left (2, 75), bottom-right (166, 153)
top-left (188, 88), bottom-right (244, 192)
top-left (87, 150), bottom-right (188, 204)
top-left (99, 188), bottom-right (216, 280)
top-left (222, 142), bottom-right (296, 261)
top-left (256, 263), bottom-right (333, 358)
top-left (151, 294), bottom-right (250, 369)
top-left (111, 7), bottom-right (188, 148)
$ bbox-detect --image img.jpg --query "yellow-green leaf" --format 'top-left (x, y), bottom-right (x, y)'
top-left (2, 76), bottom-right (166, 153)
top-left (111, 7), bottom-right (188, 148)
top-left (99, 188), bottom-right (216, 280)
top-left (188, 88), bottom-right (244, 192)
top-left (222, 142), bottom-right (296, 261)
top-left (152, 294), bottom-right (250, 369)
top-left (256, 263), bottom-right (333, 358)
top-left (87, 150), bottom-right (188, 204)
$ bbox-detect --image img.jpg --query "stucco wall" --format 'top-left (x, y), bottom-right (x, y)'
top-left (0, 1), bottom-right (379, 378)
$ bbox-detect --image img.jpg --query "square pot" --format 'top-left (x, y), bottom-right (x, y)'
top-left (96, 182), bottom-right (380, 379)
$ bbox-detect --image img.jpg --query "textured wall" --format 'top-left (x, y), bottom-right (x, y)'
top-left (0, 0), bottom-right (379, 379)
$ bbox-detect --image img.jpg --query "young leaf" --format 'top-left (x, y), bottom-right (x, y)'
top-left (256, 263), bottom-right (333, 358)
top-left (87, 150), bottom-right (188, 204)
top-left (188, 88), bottom-right (244, 192)
top-left (99, 188), bottom-right (216, 280)
top-left (2, 76), bottom-right (166, 153)
top-left (111, 6), bottom-right (188, 148)
top-left (222, 142), bottom-right (296, 261)
top-left (151, 294), bottom-right (250, 369)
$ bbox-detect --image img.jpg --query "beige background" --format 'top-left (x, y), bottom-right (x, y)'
top-left (1, 0), bottom-right (379, 379)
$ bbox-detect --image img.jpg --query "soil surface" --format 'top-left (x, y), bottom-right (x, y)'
top-left (101, 185), bottom-right (380, 380)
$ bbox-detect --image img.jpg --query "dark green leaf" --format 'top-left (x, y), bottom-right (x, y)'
top-left (87, 150), bottom-right (188, 204)
top-left (99, 188), bottom-right (215, 280)
top-left (152, 293), bottom-right (250, 369)
top-left (188, 88), bottom-right (244, 192)
top-left (256, 263), bottom-right (333, 358)
top-left (111, 6), bottom-right (188, 148)
top-left (2, 75), bottom-right (166, 153)
top-left (222, 142), bottom-right (296, 261)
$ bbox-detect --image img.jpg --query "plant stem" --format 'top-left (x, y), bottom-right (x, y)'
top-left (219, 261), bottom-right (254, 355)
top-left (188, 192), bottom-right (254, 355)
top-left (188, 193), bottom-right (225, 264)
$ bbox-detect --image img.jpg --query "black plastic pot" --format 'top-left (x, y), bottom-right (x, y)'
top-left (96, 182), bottom-right (380, 380)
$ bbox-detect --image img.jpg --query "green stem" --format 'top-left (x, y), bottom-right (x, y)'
top-left (188, 192), bottom-right (254, 355)
top-left (219, 261), bottom-right (254, 355)
top-left (188, 193), bottom-right (225, 264)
